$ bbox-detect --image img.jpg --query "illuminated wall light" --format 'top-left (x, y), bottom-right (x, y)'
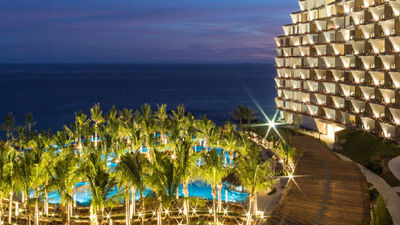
top-left (385, 64), bottom-right (390, 70)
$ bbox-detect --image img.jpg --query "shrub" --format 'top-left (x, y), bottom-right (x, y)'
top-left (368, 187), bottom-right (379, 202)
top-left (371, 196), bottom-right (393, 225)
top-left (365, 161), bottom-right (383, 175)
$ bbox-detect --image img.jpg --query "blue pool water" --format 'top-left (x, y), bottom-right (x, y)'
top-left (44, 147), bottom-right (246, 206)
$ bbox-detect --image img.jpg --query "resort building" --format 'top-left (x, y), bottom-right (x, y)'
top-left (274, 0), bottom-right (400, 141)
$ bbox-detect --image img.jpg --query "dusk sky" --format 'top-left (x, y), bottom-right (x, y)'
top-left (0, 0), bottom-right (297, 63)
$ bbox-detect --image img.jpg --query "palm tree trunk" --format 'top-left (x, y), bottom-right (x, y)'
top-left (0, 197), bottom-right (3, 224)
top-left (229, 152), bottom-right (234, 166)
top-left (94, 130), bottom-right (98, 148)
top-left (246, 193), bottom-right (254, 225)
top-left (183, 181), bottom-right (189, 225)
top-left (90, 204), bottom-right (97, 225)
top-left (8, 191), bottom-right (13, 224)
top-left (125, 188), bottom-right (130, 225)
top-left (217, 184), bottom-right (222, 213)
top-left (44, 190), bottom-right (49, 216)
top-left (212, 188), bottom-right (217, 224)
top-left (253, 193), bottom-right (258, 216)
top-left (141, 191), bottom-right (144, 225)
top-left (157, 197), bottom-right (162, 225)
top-left (25, 191), bottom-right (31, 225)
top-left (34, 191), bottom-right (39, 225)
top-left (61, 205), bottom-right (68, 225)
top-left (130, 187), bottom-right (136, 219)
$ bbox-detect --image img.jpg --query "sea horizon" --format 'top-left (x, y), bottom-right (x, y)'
top-left (0, 63), bottom-right (277, 132)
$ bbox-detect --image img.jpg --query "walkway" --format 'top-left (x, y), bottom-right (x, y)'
top-left (337, 153), bottom-right (400, 225)
top-left (268, 136), bottom-right (370, 225)
top-left (389, 156), bottom-right (400, 182)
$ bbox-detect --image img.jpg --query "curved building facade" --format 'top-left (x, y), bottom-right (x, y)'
top-left (275, 0), bottom-right (400, 141)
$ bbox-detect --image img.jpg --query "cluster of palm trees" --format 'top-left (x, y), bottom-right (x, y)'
top-left (0, 104), bottom-right (276, 225)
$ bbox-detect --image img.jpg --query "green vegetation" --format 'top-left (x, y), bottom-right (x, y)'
top-left (371, 196), bottom-right (393, 225)
top-left (0, 104), bottom-right (276, 225)
top-left (335, 129), bottom-right (400, 186)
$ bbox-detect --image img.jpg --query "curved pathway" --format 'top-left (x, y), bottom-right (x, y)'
top-left (389, 156), bottom-right (400, 182)
top-left (269, 136), bottom-right (370, 225)
top-left (338, 153), bottom-right (400, 225)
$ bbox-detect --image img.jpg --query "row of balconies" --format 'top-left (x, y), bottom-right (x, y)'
top-left (291, 0), bottom-right (399, 28)
top-left (277, 96), bottom-right (399, 139)
top-left (277, 36), bottom-right (400, 57)
top-left (276, 68), bottom-right (400, 89)
top-left (275, 55), bottom-right (400, 72)
top-left (276, 18), bottom-right (400, 47)
top-left (275, 80), bottom-right (400, 106)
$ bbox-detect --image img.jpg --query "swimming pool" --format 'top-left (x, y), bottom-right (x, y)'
top-left (44, 147), bottom-right (246, 206)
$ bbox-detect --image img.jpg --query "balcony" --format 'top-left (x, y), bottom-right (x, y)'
top-left (368, 4), bottom-right (386, 22)
top-left (315, 93), bottom-right (327, 105)
top-left (283, 47), bottom-right (292, 57)
top-left (389, 72), bottom-right (400, 88)
top-left (380, 88), bottom-right (396, 105)
top-left (379, 19), bottom-right (398, 36)
top-left (299, 46), bottom-right (310, 56)
top-left (389, 107), bottom-right (400, 125)
top-left (379, 55), bottom-right (399, 70)
top-left (331, 16), bottom-right (345, 29)
top-left (359, 23), bottom-right (376, 39)
top-left (298, 69), bottom-right (310, 79)
top-left (323, 82), bottom-right (336, 94)
top-left (315, 19), bottom-right (327, 31)
top-left (323, 107), bottom-right (336, 121)
top-left (369, 38), bottom-right (386, 54)
top-left (350, 10), bottom-right (365, 25)
top-left (359, 55), bottom-right (376, 70)
top-left (331, 69), bottom-right (345, 82)
top-left (369, 103), bottom-right (385, 119)
top-left (389, 36), bottom-right (400, 52)
top-left (315, 69), bottom-right (327, 80)
top-left (315, 44), bottom-right (328, 56)
top-left (350, 99), bottom-right (366, 114)
top-left (389, 1), bottom-right (400, 17)
top-left (359, 86), bottom-right (376, 100)
top-left (339, 55), bottom-right (356, 68)
top-left (369, 71), bottom-right (385, 86)
top-left (332, 96), bottom-right (345, 109)
top-left (348, 40), bottom-right (366, 55)
top-left (379, 122), bottom-right (396, 140)
top-left (275, 57), bottom-right (285, 68)
top-left (331, 43), bottom-right (345, 55)
top-left (290, 36), bottom-right (301, 46)
top-left (322, 56), bottom-right (337, 68)
top-left (340, 83), bottom-right (356, 97)
top-left (350, 70), bottom-right (366, 84)
top-left (360, 116), bottom-right (375, 132)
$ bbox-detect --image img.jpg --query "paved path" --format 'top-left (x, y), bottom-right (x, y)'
top-left (337, 153), bottom-right (400, 225)
top-left (389, 156), bottom-right (400, 182)
top-left (269, 136), bottom-right (370, 225)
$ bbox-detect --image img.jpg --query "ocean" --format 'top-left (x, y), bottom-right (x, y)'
top-left (0, 64), bottom-right (276, 132)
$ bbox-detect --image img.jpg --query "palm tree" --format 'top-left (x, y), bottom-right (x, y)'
top-left (155, 104), bottom-right (168, 145)
top-left (90, 103), bottom-right (105, 149)
top-left (65, 112), bottom-right (89, 155)
top-left (236, 139), bottom-right (275, 225)
top-left (196, 116), bottom-right (216, 151)
top-left (46, 150), bottom-right (80, 225)
top-left (117, 151), bottom-right (148, 225)
top-left (169, 122), bottom-right (198, 225)
top-left (16, 146), bottom-right (35, 225)
top-left (222, 121), bottom-right (238, 166)
top-left (2, 141), bottom-right (19, 224)
top-left (139, 104), bottom-right (156, 159)
top-left (199, 150), bottom-right (228, 224)
top-left (2, 112), bottom-right (15, 141)
top-left (147, 150), bottom-right (183, 225)
top-left (15, 126), bottom-right (27, 153)
top-left (0, 140), bottom-right (19, 224)
top-left (243, 107), bottom-right (259, 128)
top-left (25, 113), bottom-right (35, 132)
top-left (230, 105), bottom-right (245, 130)
top-left (82, 150), bottom-right (118, 225)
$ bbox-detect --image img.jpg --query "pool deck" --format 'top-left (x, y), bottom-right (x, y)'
top-left (268, 135), bottom-right (370, 225)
